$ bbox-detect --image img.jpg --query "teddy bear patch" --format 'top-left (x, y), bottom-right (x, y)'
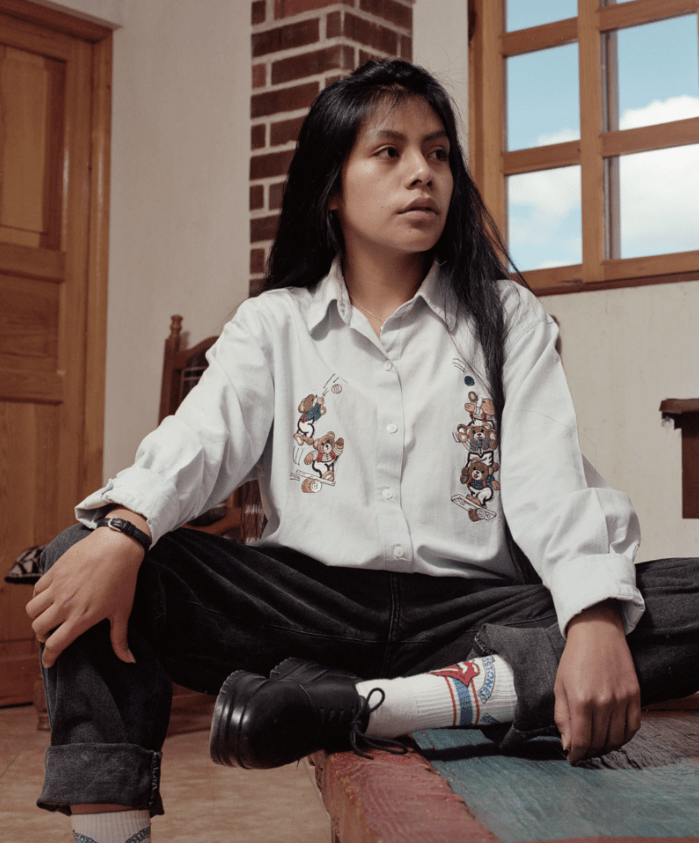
top-left (451, 363), bottom-right (500, 522)
top-left (291, 376), bottom-right (346, 494)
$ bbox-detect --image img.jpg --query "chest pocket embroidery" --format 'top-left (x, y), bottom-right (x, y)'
top-left (451, 367), bottom-right (500, 522)
top-left (290, 376), bottom-right (346, 494)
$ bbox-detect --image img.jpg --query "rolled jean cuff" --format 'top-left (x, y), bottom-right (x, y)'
top-left (471, 623), bottom-right (565, 749)
top-left (37, 744), bottom-right (163, 817)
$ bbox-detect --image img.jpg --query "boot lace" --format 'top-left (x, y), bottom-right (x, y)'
top-left (348, 688), bottom-right (408, 759)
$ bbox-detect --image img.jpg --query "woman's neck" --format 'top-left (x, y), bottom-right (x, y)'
top-left (342, 250), bottom-right (430, 332)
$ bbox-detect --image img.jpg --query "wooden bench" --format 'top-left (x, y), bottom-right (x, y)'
top-left (311, 698), bottom-right (699, 843)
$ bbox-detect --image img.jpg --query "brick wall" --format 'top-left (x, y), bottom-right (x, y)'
top-left (249, 0), bottom-right (414, 294)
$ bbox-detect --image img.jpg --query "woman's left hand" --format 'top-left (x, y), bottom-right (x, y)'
top-left (554, 600), bottom-right (641, 764)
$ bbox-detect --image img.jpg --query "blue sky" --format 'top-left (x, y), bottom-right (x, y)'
top-left (503, 2), bottom-right (699, 269)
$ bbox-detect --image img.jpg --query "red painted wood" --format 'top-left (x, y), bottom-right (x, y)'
top-left (311, 743), bottom-right (500, 843)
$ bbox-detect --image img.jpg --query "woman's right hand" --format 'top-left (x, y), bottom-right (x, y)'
top-left (26, 513), bottom-right (150, 668)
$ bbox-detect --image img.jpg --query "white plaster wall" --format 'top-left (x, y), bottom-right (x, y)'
top-left (412, 0), bottom-right (469, 145)
top-left (102, 0), bottom-right (251, 480)
top-left (543, 282), bottom-right (699, 562)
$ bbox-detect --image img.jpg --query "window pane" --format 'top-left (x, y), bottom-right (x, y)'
top-left (614, 145), bottom-right (699, 258)
top-left (507, 166), bottom-right (582, 270)
top-left (507, 45), bottom-right (579, 150)
top-left (610, 16), bottom-right (699, 131)
top-left (507, 0), bottom-right (577, 31)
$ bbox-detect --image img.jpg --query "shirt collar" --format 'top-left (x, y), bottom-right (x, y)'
top-left (305, 257), bottom-right (457, 332)
top-left (305, 258), bottom-right (350, 332)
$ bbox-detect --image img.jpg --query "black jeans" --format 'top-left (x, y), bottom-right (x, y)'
top-left (37, 525), bottom-right (699, 815)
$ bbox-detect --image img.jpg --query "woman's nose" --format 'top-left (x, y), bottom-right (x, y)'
top-left (406, 151), bottom-right (432, 186)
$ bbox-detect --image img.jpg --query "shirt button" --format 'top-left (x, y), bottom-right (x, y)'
top-left (393, 545), bottom-right (405, 558)
top-left (387, 422), bottom-right (398, 434)
top-left (382, 488), bottom-right (393, 500)
top-left (384, 360), bottom-right (393, 371)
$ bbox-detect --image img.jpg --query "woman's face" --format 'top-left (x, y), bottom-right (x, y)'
top-left (330, 96), bottom-right (454, 265)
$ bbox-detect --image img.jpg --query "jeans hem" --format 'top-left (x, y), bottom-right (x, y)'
top-left (472, 622), bottom-right (564, 748)
top-left (37, 744), bottom-right (164, 817)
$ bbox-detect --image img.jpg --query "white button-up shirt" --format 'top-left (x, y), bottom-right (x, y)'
top-left (78, 260), bottom-right (644, 634)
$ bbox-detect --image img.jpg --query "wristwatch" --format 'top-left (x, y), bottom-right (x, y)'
top-left (95, 517), bottom-right (151, 553)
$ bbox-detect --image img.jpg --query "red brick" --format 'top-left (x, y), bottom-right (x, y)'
top-left (250, 184), bottom-right (264, 210)
top-left (252, 63), bottom-right (266, 88)
top-left (272, 44), bottom-right (354, 85)
top-left (251, 123), bottom-right (266, 150)
top-left (270, 115), bottom-right (305, 146)
top-left (326, 10), bottom-right (341, 38)
top-left (252, 0), bottom-right (266, 25)
top-left (269, 181), bottom-right (285, 210)
top-left (275, 0), bottom-right (352, 18)
top-left (342, 12), bottom-right (398, 54)
top-left (325, 73), bottom-right (346, 86)
top-left (358, 49), bottom-right (383, 65)
top-left (251, 214), bottom-right (280, 243)
top-left (252, 18), bottom-right (319, 57)
top-left (359, 0), bottom-right (411, 30)
top-left (399, 34), bottom-right (412, 60)
top-left (251, 81), bottom-right (319, 118)
top-left (250, 148), bottom-right (295, 180)
top-left (250, 247), bottom-right (266, 274)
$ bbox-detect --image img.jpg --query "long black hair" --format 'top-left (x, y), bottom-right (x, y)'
top-left (264, 60), bottom-right (536, 581)
top-left (265, 59), bottom-right (521, 422)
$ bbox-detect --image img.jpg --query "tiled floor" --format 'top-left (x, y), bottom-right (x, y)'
top-left (0, 704), bottom-right (331, 843)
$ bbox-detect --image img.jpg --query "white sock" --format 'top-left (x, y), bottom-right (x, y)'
top-left (356, 655), bottom-right (516, 739)
top-left (71, 809), bottom-right (151, 843)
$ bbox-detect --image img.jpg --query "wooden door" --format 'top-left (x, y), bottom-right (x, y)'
top-left (0, 2), bottom-right (111, 705)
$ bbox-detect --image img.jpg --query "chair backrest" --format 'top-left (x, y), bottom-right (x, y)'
top-left (159, 315), bottom-right (218, 423)
top-left (159, 315), bottom-right (265, 542)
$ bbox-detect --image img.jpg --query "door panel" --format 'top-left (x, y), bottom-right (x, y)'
top-left (0, 7), bottom-right (110, 706)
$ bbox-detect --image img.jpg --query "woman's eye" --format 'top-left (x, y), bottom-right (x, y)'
top-left (377, 147), bottom-right (399, 158)
top-left (431, 148), bottom-right (450, 162)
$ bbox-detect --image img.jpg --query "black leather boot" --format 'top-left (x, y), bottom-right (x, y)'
top-left (209, 659), bottom-right (373, 769)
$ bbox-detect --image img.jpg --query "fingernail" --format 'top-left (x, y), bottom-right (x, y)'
top-left (127, 650), bottom-right (137, 664)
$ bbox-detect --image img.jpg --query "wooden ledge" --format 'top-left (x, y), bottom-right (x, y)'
top-left (660, 398), bottom-right (699, 518)
top-left (310, 741), bottom-right (499, 843)
top-left (660, 398), bottom-right (699, 419)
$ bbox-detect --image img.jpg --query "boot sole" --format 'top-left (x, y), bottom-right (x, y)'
top-left (209, 670), bottom-right (263, 768)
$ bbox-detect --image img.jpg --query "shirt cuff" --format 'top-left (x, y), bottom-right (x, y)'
top-left (75, 467), bottom-right (181, 547)
top-left (548, 553), bottom-right (645, 636)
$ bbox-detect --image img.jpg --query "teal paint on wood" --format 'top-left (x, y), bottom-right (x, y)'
top-left (413, 727), bottom-right (699, 842)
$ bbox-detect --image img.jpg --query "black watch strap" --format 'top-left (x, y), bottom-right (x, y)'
top-left (95, 517), bottom-right (151, 553)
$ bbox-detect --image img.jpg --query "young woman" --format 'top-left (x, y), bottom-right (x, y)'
top-left (28, 60), bottom-right (699, 843)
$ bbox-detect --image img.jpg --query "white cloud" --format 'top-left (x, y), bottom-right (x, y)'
top-left (618, 96), bottom-right (699, 255)
top-left (619, 95), bottom-right (699, 130)
top-left (508, 166), bottom-right (580, 232)
top-left (534, 127), bottom-right (579, 147)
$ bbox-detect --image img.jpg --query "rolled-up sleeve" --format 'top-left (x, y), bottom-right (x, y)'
top-left (77, 301), bottom-right (275, 546)
top-left (499, 304), bottom-right (644, 635)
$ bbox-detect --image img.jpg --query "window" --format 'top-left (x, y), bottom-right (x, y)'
top-left (468, 0), bottom-right (699, 293)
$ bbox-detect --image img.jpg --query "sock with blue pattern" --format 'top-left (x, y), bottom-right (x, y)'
top-left (355, 655), bottom-right (516, 738)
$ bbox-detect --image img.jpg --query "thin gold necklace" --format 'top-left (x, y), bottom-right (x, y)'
top-left (348, 294), bottom-right (387, 327)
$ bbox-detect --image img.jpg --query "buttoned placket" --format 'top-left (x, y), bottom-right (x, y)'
top-left (349, 304), bottom-right (415, 571)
